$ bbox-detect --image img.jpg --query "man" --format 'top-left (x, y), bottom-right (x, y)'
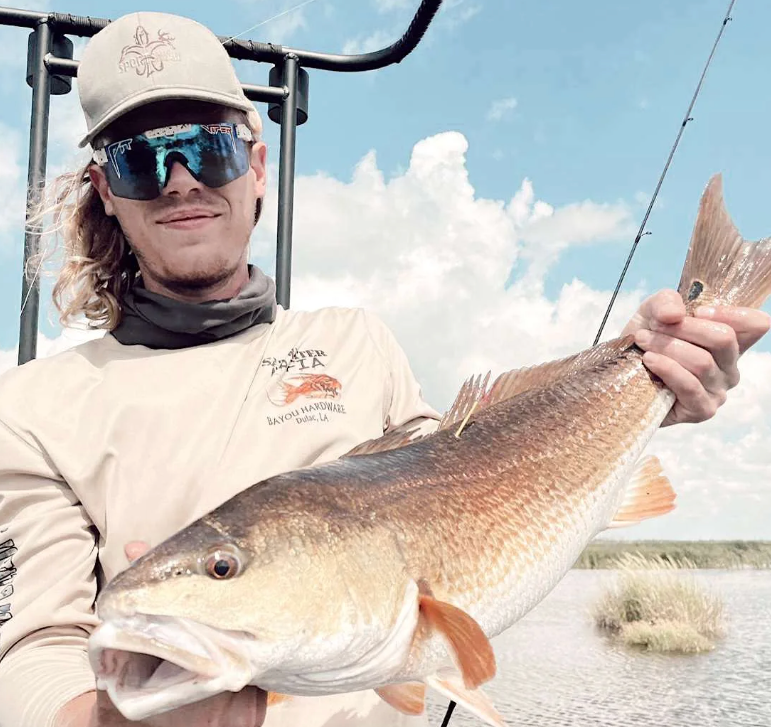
top-left (0, 10), bottom-right (766, 727)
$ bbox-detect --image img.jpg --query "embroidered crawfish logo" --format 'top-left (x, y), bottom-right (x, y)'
top-left (118, 26), bottom-right (179, 77)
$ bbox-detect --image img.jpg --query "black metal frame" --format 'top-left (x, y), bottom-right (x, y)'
top-left (0, 1), bottom-right (444, 364)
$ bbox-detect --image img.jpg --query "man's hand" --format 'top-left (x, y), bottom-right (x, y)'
top-left (55, 542), bottom-right (268, 727)
top-left (621, 289), bottom-right (771, 427)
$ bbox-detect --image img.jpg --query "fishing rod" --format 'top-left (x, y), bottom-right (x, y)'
top-left (592, 0), bottom-right (737, 345)
top-left (439, 1), bottom-right (738, 726)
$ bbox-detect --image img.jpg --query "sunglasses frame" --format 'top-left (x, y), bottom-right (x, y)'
top-left (92, 122), bottom-right (254, 198)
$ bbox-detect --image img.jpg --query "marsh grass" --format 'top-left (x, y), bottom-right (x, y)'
top-left (576, 540), bottom-right (771, 569)
top-left (593, 553), bottom-right (725, 654)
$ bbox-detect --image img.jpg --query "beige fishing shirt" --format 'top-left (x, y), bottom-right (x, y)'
top-left (0, 305), bottom-right (441, 727)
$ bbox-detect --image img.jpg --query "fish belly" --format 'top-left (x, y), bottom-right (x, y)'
top-left (394, 387), bottom-right (675, 683)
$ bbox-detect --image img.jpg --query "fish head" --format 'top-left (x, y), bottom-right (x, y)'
top-left (89, 516), bottom-right (349, 721)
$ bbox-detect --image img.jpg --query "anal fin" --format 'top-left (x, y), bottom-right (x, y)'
top-left (375, 682), bottom-right (426, 715)
top-left (418, 592), bottom-right (496, 689)
top-left (426, 668), bottom-right (504, 727)
top-left (607, 455), bottom-right (676, 529)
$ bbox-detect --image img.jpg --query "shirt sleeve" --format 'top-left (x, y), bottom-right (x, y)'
top-left (0, 417), bottom-right (100, 727)
top-left (362, 311), bottom-right (442, 437)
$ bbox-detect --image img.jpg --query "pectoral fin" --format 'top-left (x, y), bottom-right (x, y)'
top-left (266, 692), bottom-right (292, 706)
top-left (607, 455), bottom-right (676, 529)
top-left (375, 682), bottom-right (426, 715)
top-left (418, 592), bottom-right (496, 689)
top-left (426, 668), bottom-right (504, 727)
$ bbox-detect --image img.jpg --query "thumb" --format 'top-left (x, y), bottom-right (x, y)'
top-left (125, 540), bottom-right (150, 563)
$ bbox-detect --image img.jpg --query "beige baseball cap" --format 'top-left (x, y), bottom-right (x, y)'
top-left (77, 11), bottom-right (259, 148)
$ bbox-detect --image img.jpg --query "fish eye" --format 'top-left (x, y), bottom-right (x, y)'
top-left (204, 549), bottom-right (241, 580)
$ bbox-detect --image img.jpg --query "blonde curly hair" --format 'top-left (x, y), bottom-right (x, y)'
top-left (28, 108), bottom-right (263, 332)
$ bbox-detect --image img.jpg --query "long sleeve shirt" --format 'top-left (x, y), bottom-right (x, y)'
top-left (0, 306), bottom-right (440, 727)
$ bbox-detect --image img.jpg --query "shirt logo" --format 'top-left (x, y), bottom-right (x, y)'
top-left (119, 25), bottom-right (180, 76)
top-left (269, 373), bottom-right (342, 407)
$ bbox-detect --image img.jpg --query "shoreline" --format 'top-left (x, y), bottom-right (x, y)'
top-left (574, 540), bottom-right (771, 569)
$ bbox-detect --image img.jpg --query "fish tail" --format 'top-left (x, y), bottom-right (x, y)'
top-left (281, 382), bottom-right (298, 404)
top-left (677, 174), bottom-right (771, 311)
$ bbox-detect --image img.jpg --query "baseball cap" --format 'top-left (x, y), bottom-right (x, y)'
top-left (77, 11), bottom-right (260, 148)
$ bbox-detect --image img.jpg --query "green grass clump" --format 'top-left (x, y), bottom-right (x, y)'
top-left (593, 553), bottom-right (725, 654)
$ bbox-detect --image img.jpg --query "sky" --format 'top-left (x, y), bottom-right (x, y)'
top-left (0, 0), bottom-right (770, 541)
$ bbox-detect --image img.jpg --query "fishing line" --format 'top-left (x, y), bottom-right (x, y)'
top-left (592, 0), bottom-right (737, 345)
top-left (440, 1), bottom-right (737, 725)
top-left (221, 0), bottom-right (320, 45)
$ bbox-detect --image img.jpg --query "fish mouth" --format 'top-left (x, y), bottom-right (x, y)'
top-left (89, 613), bottom-right (257, 721)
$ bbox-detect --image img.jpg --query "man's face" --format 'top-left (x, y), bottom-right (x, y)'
top-left (89, 100), bottom-right (267, 299)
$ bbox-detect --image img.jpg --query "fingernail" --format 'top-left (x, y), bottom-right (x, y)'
top-left (696, 306), bottom-right (716, 317)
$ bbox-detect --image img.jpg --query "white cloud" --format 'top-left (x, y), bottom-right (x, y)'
top-left (439, 0), bottom-right (482, 29)
top-left (342, 30), bottom-right (396, 56)
top-left (5, 129), bottom-right (768, 542)
top-left (374, 0), bottom-right (412, 11)
top-left (0, 124), bottom-right (27, 242)
top-left (252, 130), bottom-right (638, 409)
top-left (249, 129), bottom-right (771, 540)
top-left (486, 97), bottom-right (518, 122)
top-left (609, 350), bottom-right (771, 541)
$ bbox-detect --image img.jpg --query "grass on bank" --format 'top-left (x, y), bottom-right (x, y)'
top-left (592, 553), bottom-right (725, 654)
top-left (576, 540), bottom-right (771, 569)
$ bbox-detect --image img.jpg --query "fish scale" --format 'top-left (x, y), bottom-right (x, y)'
top-left (89, 176), bottom-right (771, 726)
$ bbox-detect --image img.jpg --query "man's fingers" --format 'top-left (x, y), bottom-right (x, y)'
top-left (621, 289), bottom-right (685, 338)
top-left (635, 317), bottom-right (740, 388)
top-left (635, 329), bottom-right (739, 398)
top-left (125, 541), bottom-right (150, 563)
top-left (696, 306), bottom-right (771, 354)
top-left (645, 289), bottom-right (687, 326)
top-left (642, 351), bottom-right (719, 425)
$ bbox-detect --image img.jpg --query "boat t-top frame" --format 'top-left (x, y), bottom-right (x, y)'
top-left (0, 0), bottom-right (444, 364)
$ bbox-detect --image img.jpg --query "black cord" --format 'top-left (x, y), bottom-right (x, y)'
top-left (439, 699), bottom-right (457, 727)
top-left (593, 0), bottom-right (736, 345)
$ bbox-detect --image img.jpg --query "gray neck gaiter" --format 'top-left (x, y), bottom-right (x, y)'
top-left (111, 265), bottom-right (277, 349)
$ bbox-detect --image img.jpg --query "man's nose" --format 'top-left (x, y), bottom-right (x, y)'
top-left (161, 161), bottom-right (203, 196)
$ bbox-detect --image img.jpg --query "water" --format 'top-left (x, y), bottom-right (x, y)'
top-left (425, 570), bottom-right (771, 727)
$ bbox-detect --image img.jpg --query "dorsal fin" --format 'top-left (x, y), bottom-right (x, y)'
top-left (344, 335), bottom-right (636, 457)
top-left (439, 335), bottom-right (636, 431)
top-left (343, 418), bottom-right (433, 458)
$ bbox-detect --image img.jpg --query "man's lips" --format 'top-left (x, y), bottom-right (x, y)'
top-left (156, 209), bottom-right (221, 228)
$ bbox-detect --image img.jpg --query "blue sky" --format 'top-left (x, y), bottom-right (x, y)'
top-left (0, 0), bottom-right (770, 540)
top-left (1, 0), bottom-right (769, 344)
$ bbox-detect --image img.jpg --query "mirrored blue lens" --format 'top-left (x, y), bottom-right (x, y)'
top-left (102, 123), bottom-right (252, 201)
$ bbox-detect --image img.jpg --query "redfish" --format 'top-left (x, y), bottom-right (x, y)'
top-left (89, 176), bottom-right (771, 725)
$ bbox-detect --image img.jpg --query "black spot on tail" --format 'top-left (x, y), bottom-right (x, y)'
top-left (687, 280), bottom-right (704, 301)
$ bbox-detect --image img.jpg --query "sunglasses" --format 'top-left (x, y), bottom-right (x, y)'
top-left (92, 122), bottom-right (254, 201)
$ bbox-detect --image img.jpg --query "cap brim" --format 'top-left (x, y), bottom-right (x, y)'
top-left (79, 87), bottom-right (255, 148)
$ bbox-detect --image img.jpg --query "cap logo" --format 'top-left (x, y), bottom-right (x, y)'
top-left (118, 25), bottom-right (180, 77)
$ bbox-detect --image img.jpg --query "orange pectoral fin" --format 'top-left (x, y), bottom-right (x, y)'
top-left (418, 594), bottom-right (496, 689)
top-left (375, 682), bottom-right (427, 715)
